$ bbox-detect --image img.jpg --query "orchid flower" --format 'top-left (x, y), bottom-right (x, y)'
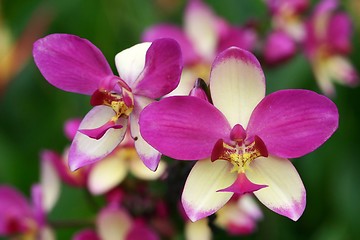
top-left (0, 154), bottom-right (60, 239)
top-left (33, 34), bottom-right (182, 171)
top-left (143, 0), bottom-right (257, 95)
top-left (139, 47), bottom-right (339, 221)
top-left (304, 0), bottom-right (359, 96)
top-left (265, 0), bottom-right (309, 41)
top-left (263, 0), bottom-right (309, 64)
top-left (44, 118), bottom-right (167, 195)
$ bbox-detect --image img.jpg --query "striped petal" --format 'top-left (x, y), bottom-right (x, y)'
top-left (246, 156), bottom-right (306, 221)
top-left (87, 153), bottom-right (128, 195)
top-left (69, 106), bottom-right (127, 171)
top-left (139, 96), bottom-right (231, 160)
top-left (210, 47), bottom-right (265, 128)
top-left (33, 34), bottom-right (113, 95)
top-left (182, 159), bottom-right (237, 222)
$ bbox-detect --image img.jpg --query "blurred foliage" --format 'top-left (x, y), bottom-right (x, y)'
top-left (1, 0), bottom-right (360, 239)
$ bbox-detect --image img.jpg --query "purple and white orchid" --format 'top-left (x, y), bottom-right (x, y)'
top-left (263, 0), bottom-right (309, 64)
top-left (33, 34), bottom-right (182, 171)
top-left (139, 47), bottom-right (338, 221)
top-left (304, 0), bottom-right (358, 95)
top-left (143, 0), bottom-right (257, 96)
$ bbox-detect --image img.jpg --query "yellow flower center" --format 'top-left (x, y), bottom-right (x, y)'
top-left (91, 87), bottom-right (134, 122)
top-left (212, 136), bottom-right (268, 173)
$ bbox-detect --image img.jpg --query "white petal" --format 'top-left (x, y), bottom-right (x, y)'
top-left (184, 0), bottom-right (218, 61)
top-left (97, 207), bottom-right (132, 240)
top-left (182, 159), bottom-right (237, 222)
top-left (246, 156), bottom-right (306, 221)
top-left (87, 152), bottom-right (128, 195)
top-left (210, 48), bottom-right (265, 128)
top-left (115, 42), bottom-right (151, 88)
top-left (185, 218), bottom-right (212, 240)
top-left (69, 106), bottom-right (127, 171)
top-left (129, 157), bottom-right (167, 180)
top-left (131, 96), bottom-right (161, 171)
top-left (40, 155), bottom-right (60, 212)
top-left (165, 68), bottom-right (197, 97)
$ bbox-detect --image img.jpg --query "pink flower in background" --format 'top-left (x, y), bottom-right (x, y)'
top-left (33, 34), bottom-right (182, 172)
top-left (139, 47), bottom-right (338, 221)
top-left (0, 155), bottom-right (60, 239)
top-left (304, 0), bottom-right (359, 95)
top-left (263, 0), bottom-right (309, 64)
top-left (266, 0), bottom-right (309, 41)
top-left (184, 194), bottom-right (262, 239)
top-left (214, 195), bottom-right (263, 235)
top-left (143, 0), bottom-right (257, 95)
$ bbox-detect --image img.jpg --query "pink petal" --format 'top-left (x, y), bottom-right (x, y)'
top-left (64, 118), bottom-right (81, 140)
top-left (33, 34), bottom-right (114, 95)
top-left (142, 24), bottom-right (200, 65)
top-left (0, 186), bottom-right (34, 235)
top-left (217, 26), bottom-right (258, 53)
top-left (132, 38), bottom-right (182, 99)
top-left (327, 13), bottom-right (352, 54)
top-left (73, 229), bottom-right (100, 240)
top-left (139, 96), bottom-right (231, 160)
top-left (31, 184), bottom-right (45, 227)
top-left (79, 121), bottom-right (123, 140)
top-left (210, 47), bottom-right (265, 128)
top-left (126, 220), bottom-right (159, 240)
top-left (182, 159), bottom-right (237, 222)
top-left (247, 89), bottom-right (339, 158)
top-left (69, 106), bottom-right (127, 171)
top-left (130, 97), bottom-right (161, 171)
top-left (247, 156), bottom-right (306, 221)
top-left (263, 31), bottom-right (297, 65)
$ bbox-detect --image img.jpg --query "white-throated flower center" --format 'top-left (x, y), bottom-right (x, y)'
top-left (91, 88), bottom-right (134, 122)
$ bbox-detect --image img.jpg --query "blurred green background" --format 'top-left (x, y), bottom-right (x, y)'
top-left (1, 0), bottom-right (360, 239)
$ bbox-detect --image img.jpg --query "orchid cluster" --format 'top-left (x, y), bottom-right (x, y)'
top-left (2, 0), bottom-right (356, 239)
